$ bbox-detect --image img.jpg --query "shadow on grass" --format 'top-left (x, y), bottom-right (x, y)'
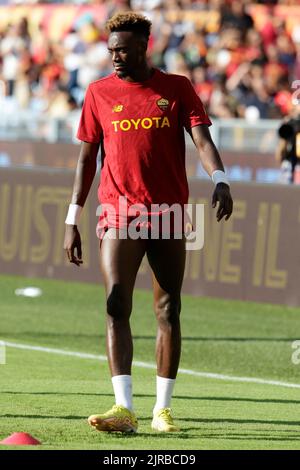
top-left (0, 391), bottom-right (116, 397)
top-left (174, 396), bottom-right (300, 405)
top-left (3, 332), bottom-right (299, 342)
top-left (178, 417), bottom-right (300, 426)
top-left (2, 391), bottom-right (300, 406)
top-left (108, 432), bottom-right (196, 440)
top-left (196, 432), bottom-right (300, 442)
top-left (2, 413), bottom-right (300, 427)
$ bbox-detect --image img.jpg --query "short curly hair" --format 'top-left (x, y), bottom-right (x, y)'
top-left (106, 12), bottom-right (152, 41)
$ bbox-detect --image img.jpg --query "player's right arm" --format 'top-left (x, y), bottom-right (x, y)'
top-left (64, 141), bottom-right (100, 266)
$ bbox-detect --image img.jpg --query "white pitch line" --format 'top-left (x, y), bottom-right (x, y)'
top-left (3, 340), bottom-right (300, 390)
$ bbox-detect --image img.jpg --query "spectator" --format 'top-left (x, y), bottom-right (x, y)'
top-left (220, 0), bottom-right (254, 37)
top-left (276, 103), bottom-right (300, 184)
top-left (0, 0), bottom-right (299, 121)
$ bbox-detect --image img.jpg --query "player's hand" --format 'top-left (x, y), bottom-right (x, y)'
top-left (64, 225), bottom-right (83, 266)
top-left (212, 183), bottom-right (233, 222)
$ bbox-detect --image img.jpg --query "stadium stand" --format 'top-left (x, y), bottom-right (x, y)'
top-left (0, 0), bottom-right (299, 120)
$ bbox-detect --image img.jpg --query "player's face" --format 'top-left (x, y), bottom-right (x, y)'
top-left (108, 31), bottom-right (146, 79)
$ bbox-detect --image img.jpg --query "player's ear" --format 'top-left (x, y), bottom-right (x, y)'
top-left (138, 39), bottom-right (147, 54)
top-left (137, 43), bottom-right (146, 63)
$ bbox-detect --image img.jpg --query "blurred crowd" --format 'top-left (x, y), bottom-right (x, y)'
top-left (1, 0), bottom-right (300, 120)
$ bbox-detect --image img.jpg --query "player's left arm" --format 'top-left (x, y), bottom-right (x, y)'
top-left (188, 124), bottom-right (233, 221)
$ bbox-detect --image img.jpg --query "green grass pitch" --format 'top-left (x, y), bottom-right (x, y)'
top-left (1, 274), bottom-right (300, 450)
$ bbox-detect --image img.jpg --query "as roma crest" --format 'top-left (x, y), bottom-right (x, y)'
top-left (156, 98), bottom-right (169, 111)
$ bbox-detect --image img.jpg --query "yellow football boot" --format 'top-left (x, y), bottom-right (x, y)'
top-left (151, 408), bottom-right (180, 432)
top-left (88, 404), bottom-right (138, 433)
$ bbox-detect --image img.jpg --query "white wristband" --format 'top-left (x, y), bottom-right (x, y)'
top-left (211, 170), bottom-right (230, 186)
top-left (65, 204), bottom-right (82, 225)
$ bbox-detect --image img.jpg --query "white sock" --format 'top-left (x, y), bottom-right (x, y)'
top-left (111, 375), bottom-right (133, 411)
top-left (153, 376), bottom-right (176, 414)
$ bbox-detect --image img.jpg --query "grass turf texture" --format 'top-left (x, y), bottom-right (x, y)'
top-left (1, 274), bottom-right (300, 450)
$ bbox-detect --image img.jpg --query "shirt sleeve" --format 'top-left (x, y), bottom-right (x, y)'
top-left (77, 85), bottom-right (103, 143)
top-left (179, 76), bottom-right (212, 130)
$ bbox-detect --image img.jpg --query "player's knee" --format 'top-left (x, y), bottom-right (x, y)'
top-left (106, 286), bottom-right (131, 320)
top-left (155, 295), bottom-right (181, 325)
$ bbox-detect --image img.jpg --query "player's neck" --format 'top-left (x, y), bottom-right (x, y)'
top-left (121, 65), bottom-right (154, 83)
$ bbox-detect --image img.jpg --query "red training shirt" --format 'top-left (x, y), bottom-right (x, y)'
top-left (77, 68), bottom-right (211, 234)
